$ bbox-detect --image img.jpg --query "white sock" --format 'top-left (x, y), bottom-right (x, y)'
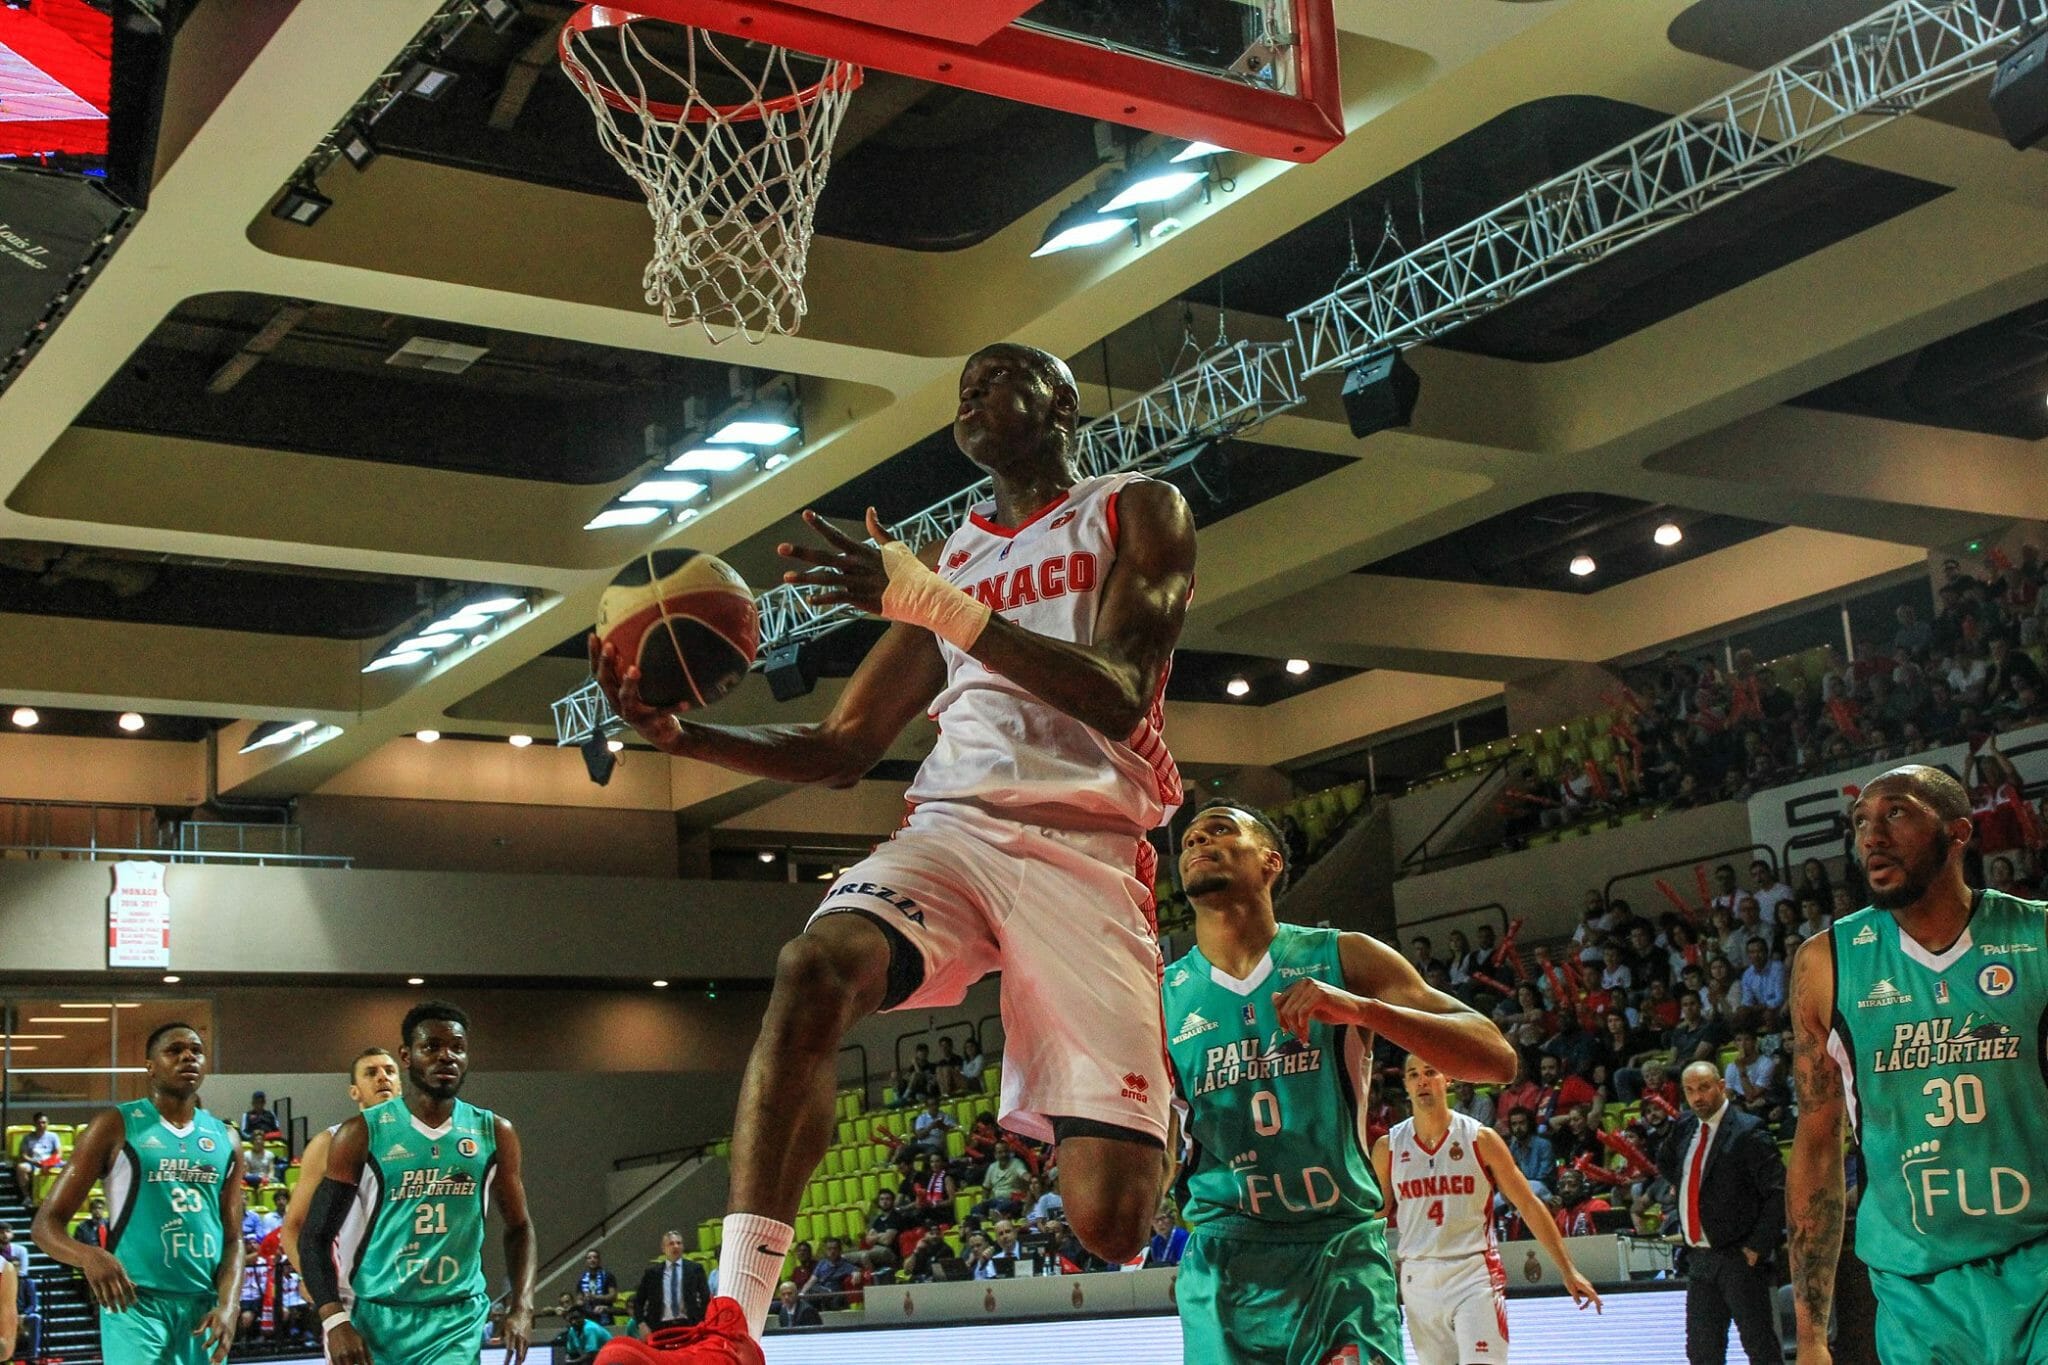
top-left (717, 1213), bottom-right (793, 1337)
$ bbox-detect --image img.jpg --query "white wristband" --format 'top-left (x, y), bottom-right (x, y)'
top-left (321, 1309), bottom-right (351, 1335)
top-left (877, 539), bottom-right (991, 651)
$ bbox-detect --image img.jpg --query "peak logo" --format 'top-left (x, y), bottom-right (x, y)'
top-left (1853, 924), bottom-right (1880, 946)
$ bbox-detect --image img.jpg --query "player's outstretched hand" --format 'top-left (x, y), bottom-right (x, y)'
top-left (1561, 1266), bottom-right (1604, 1313)
top-left (78, 1246), bottom-right (137, 1311)
top-left (192, 1303), bottom-right (237, 1363)
top-left (324, 1319), bottom-right (374, 1365)
top-left (589, 635), bottom-right (689, 745)
top-left (1271, 977), bottom-right (1370, 1044)
top-left (778, 509), bottom-right (888, 615)
top-left (503, 1302), bottom-right (533, 1363)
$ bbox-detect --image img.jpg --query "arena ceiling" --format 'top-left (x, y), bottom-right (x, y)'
top-left (0, 0), bottom-right (2040, 820)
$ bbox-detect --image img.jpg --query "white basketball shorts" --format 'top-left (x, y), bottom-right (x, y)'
top-left (807, 799), bottom-right (1168, 1145)
top-left (1401, 1251), bottom-right (1510, 1365)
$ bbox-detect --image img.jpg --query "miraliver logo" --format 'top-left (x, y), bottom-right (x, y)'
top-left (1858, 978), bottom-right (1914, 1009)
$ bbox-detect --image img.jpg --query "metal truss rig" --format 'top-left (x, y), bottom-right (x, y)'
top-left (554, 340), bottom-right (1304, 744)
top-left (1289, 0), bottom-right (2048, 378)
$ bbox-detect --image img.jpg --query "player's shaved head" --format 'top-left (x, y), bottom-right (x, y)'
top-left (969, 342), bottom-right (1076, 397)
top-left (1853, 764), bottom-right (1969, 824)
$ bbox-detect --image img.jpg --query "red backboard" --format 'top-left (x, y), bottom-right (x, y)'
top-left (607, 0), bottom-right (1343, 162)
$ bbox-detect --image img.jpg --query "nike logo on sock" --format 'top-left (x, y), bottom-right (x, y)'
top-left (756, 1244), bottom-right (781, 1256)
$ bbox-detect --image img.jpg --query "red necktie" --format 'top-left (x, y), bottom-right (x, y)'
top-left (1685, 1120), bottom-right (1713, 1244)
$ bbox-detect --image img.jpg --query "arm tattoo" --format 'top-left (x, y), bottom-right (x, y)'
top-left (1787, 998), bottom-right (1846, 1336)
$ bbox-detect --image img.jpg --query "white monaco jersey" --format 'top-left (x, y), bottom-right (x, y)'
top-left (1387, 1110), bottom-right (1496, 1261)
top-left (905, 471), bottom-right (1181, 835)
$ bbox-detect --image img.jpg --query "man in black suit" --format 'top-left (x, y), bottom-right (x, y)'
top-left (1657, 1060), bottom-right (1786, 1365)
top-left (632, 1229), bottom-right (710, 1337)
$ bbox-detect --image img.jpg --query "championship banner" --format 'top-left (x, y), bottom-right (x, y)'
top-left (107, 860), bottom-right (169, 969)
top-left (1746, 719), bottom-right (2048, 865)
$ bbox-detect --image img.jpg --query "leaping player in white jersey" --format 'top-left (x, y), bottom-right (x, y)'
top-left (1375, 1054), bottom-right (1602, 1365)
top-left (590, 342), bottom-right (1196, 1365)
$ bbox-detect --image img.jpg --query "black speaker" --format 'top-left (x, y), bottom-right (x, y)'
top-left (580, 732), bottom-right (617, 787)
top-left (1991, 28), bottom-right (2048, 150)
top-left (763, 641), bottom-right (818, 702)
top-left (1341, 350), bottom-right (1421, 438)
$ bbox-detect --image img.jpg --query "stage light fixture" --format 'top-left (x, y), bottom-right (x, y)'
top-left (757, 850), bottom-right (777, 863)
top-left (1033, 197), bottom-right (1134, 257)
top-left (1171, 140), bottom-right (1225, 163)
top-left (1569, 554), bottom-right (1597, 577)
top-left (1286, 659), bottom-right (1311, 676)
top-left (1341, 350), bottom-right (1421, 437)
top-left (118, 712), bottom-right (145, 732)
top-left (338, 122), bottom-right (378, 171)
top-left (580, 732), bottom-right (617, 786)
top-left (1225, 676), bottom-right (1251, 698)
top-left (463, 596), bottom-right (525, 615)
top-left (622, 478), bottom-right (708, 503)
top-left (416, 730), bottom-right (441, 744)
top-left (764, 641), bottom-right (819, 701)
top-left (239, 719), bottom-right (316, 753)
top-left (1991, 28), bottom-right (2048, 149)
top-left (393, 633), bottom-right (462, 653)
top-left (607, 738), bottom-right (625, 753)
top-left (508, 733), bottom-right (533, 748)
top-left (585, 506), bottom-right (666, 531)
top-left (1101, 160), bottom-right (1206, 212)
top-left (667, 446), bottom-right (755, 473)
top-left (402, 61), bottom-right (458, 100)
top-left (705, 416), bottom-right (798, 446)
top-left (1654, 522), bottom-right (1683, 547)
top-left (362, 650), bottom-right (431, 674)
top-left (270, 181), bottom-right (332, 227)
top-left (477, 0), bottom-right (519, 32)
top-left (10, 706), bottom-right (36, 728)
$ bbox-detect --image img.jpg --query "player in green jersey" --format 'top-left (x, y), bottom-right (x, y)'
top-left (1789, 765), bottom-right (2048, 1365)
top-left (302, 1002), bottom-right (536, 1365)
top-left (31, 1022), bottom-right (245, 1365)
top-left (1164, 800), bottom-right (1517, 1365)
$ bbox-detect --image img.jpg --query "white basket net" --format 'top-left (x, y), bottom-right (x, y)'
top-left (559, 6), bottom-right (860, 343)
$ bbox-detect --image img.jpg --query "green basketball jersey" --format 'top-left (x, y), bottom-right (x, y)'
top-left (1828, 890), bottom-right (2048, 1276)
top-left (346, 1096), bottom-right (498, 1307)
top-left (1164, 923), bottom-right (1382, 1241)
top-left (103, 1098), bottom-right (235, 1296)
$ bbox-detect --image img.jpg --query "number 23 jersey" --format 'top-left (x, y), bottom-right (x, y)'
top-left (341, 1096), bottom-right (498, 1306)
top-left (104, 1098), bottom-right (236, 1295)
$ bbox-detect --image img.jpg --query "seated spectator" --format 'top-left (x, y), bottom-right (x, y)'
top-left (243, 1140), bottom-right (276, 1190)
top-left (240, 1091), bottom-right (279, 1140)
top-left (1548, 1106), bottom-right (1601, 1170)
top-left (933, 1036), bottom-right (967, 1097)
top-left (1146, 1204), bottom-right (1189, 1267)
top-left (1747, 859), bottom-right (1794, 918)
top-left (1723, 1029), bottom-right (1782, 1122)
top-left (800, 1237), bottom-right (858, 1310)
top-left (773, 1281), bottom-right (822, 1329)
top-left (1987, 854), bottom-right (2039, 899)
top-left (11, 1114), bottom-right (61, 1209)
top-left (964, 1230), bottom-right (998, 1280)
top-left (632, 1230), bottom-right (710, 1336)
top-left (73, 1195), bottom-right (111, 1249)
top-left (1492, 1054), bottom-right (1547, 1133)
top-left (1795, 857), bottom-right (1833, 906)
top-left (1501, 1107), bottom-right (1556, 1203)
top-left (1407, 935), bottom-right (1442, 976)
top-left (909, 1096), bottom-right (958, 1157)
top-left (242, 1191), bottom-right (283, 1244)
top-left (236, 1236), bottom-right (268, 1341)
top-left (1638, 978), bottom-right (1682, 1030)
top-left (4, 1231), bottom-right (36, 1364)
top-left (1046, 1212), bottom-right (1107, 1274)
top-left (1739, 936), bottom-right (1790, 1027)
top-left (1495, 985), bottom-right (1556, 1051)
top-left (1549, 1167), bottom-right (1613, 1237)
top-left (1623, 923), bottom-right (1670, 988)
top-left (1539, 1022), bottom-right (1597, 1091)
top-left (905, 1154), bottom-right (957, 1225)
top-left (786, 1241), bottom-right (816, 1294)
top-left (558, 1305), bottom-right (612, 1362)
top-left (957, 1111), bottom-right (1001, 1185)
top-left (866, 1189), bottom-right (913, 1241)
top-left (1450, 1079), bottom-right (1495, 1128)
top-left (972, 1144), bottom-right (1031, 1220)
top-left (1025, 1175), bottom-right (1062, 1226)
top-left (893, 1045), bottom-right (938, 1105)
top-left (1794, 894), bottom-right (1832, 944)
top-left (576, 1247), bottom-right (617, 1314)
top-left (1443, 929), bottom-right (1476, 991)
top-left (902, 1230), bottom-right (956, 1284)
top-left (1725, 898), bottom-right (1769, 963)
top-left (1702, 955), bottom-right (1748, 1023)
top-left (1597, 943), bottom-right (1633, 995)
top-left (958, 1035), bottom-right (988, 1090)
top-left (1666, 991), bottom-right (1726, 1066)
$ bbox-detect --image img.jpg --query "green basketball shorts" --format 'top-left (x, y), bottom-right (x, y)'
top-left (1176, 1219), bottom-right (1404, 1365)
top-left (353, 1291), bottom-right (492, 1365)
top-left (98, 1290), bottom-right (216, 1365)
top-left (1869, 1234), bottom-right (2048, 1365)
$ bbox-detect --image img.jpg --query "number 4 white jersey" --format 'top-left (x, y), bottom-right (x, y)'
top-left (1387, 1111), bottom-right (1495, 1261)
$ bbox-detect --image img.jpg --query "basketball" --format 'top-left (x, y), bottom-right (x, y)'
top-left (596, 550), bottom-right (759, 710)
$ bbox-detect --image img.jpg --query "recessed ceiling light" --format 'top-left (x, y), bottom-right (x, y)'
top-left (162, 975), bottom-right (180, 984)
top-left (585, 506), bottom-right (666, 531)
top-left (406, 976), bottom-right (425, 986)
top-left (1569, 554), bottom-right (1597, 577)
top-left (416, 730), bottom-right (441, 743)
top-left (465, 597), bottom-right (525, 616)
top-left (1285, 659), bottom-right (1311, 676)
top-left (393, 633), bottom-right (462, 653)
top-left (667, 447), bottom-right (755, 473)
top-left (362, 651), bottom-right (431, 674)
top-left (508, 734), bottom-right (533, 748)
top-left (756, 850), bottom-right (777, 863)
top-left (1653, 522), bottom-right (1683, 547)
top-left (117, 712), bottom-right (145, 732)
top-left (1225, 676), bottom-right (1251, 698)
top-left (11, 706), bottom-right (37, 728)
top-left (241, 718), bottom-right (318, 751)
top-left (607, 739), bottom-right (625, 753)
top-left (706, 418), bottom-right (799, 446)
top-left (652, 979), bottom-right (669, 988)
top-left (621, 478), bottom-right (708, 504)
top-left (1102, 166), bottom-right (1206, 212)
top-left (1032, 213), bottom-right (1132, 257)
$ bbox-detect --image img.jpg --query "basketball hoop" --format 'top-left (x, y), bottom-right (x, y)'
top-left (559, 4), bottom-right (861, 343)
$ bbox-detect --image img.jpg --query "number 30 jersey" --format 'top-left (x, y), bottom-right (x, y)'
top-left (1827, 890), bottom-right (2048, 1276)
top-left (1164, 923), bottom-right (1383, 1240)
top-left (104, 1098), bottom-right (235, 1295)
top-left (341, 1096), bottom-right (498, 1306)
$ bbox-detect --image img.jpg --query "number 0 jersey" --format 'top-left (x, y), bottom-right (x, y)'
top-left (1827, 890), bottom-right (2048, 1276)
top-left (103, 1098), bottom-right (235, 1296)
top-left (1385, 1111), bottom-right (1495, 1261)
top-left (1164, 923), bottom-right (1382, 1241)
top-left (339, 1096), bottom-right (498, 1306)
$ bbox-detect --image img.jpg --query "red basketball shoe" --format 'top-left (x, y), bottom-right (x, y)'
top-left (595, 1298), bottom-right (763, 1365)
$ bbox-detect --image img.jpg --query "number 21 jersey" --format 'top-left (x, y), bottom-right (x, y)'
top-left (343, 1096), bottom-right (497, 1306)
